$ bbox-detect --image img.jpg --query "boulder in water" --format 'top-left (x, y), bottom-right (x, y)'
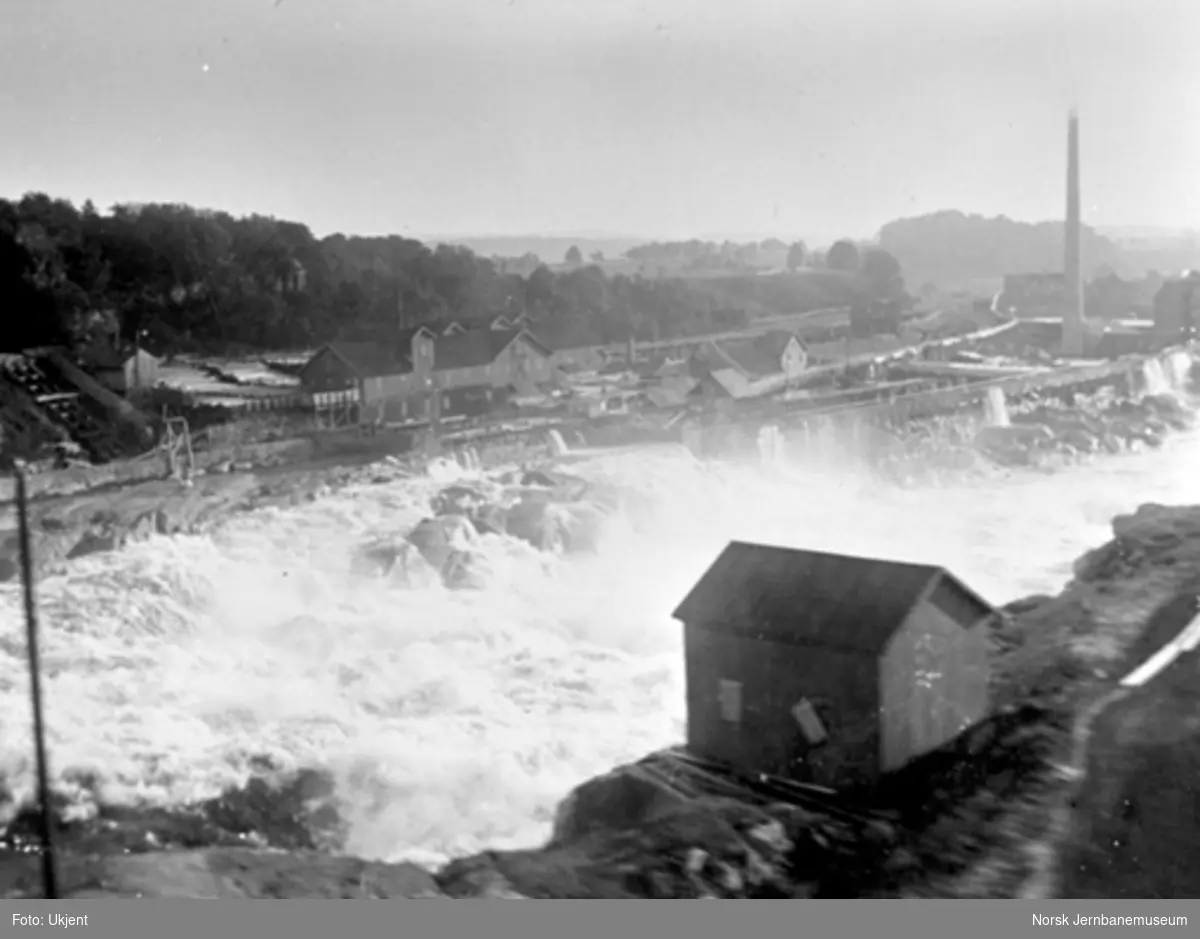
top-left (441, 548), bottom-right (491, 590)
top-left (519, 467), bottom-right (589, 502)
top-left (127, 508), bottom-right (174, 543)
top-left (431, 484), bottom-right (492, 518)
top-left (973, 423), bottom-right (1053, 465)
top-left (406, 516), bottom-right (477, 571)
top-left (504, 497), bottom-right (567, 554)
top-left (66, 527), bottom-right (123, 560)
top-left (350, 537), bottom-right (442, 585)
top-left (1141, 393), bottom-right (1194, 430)
top-left (503, 496), bottom-right (608, 554)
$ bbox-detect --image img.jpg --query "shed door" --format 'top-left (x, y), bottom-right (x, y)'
top-left (717, 679), bottom-right (743, 724)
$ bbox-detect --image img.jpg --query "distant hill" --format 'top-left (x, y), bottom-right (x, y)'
top-left (1097, 225), bottom-right (1200, 242)
top-left (417, 233), bottom-right (650, 265)
top-left (879, 211), bottom-right (1200, 290)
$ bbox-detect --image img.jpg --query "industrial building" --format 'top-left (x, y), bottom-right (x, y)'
top-left (689, 330), bottom-right (809, 400)
top-left (299, 324), bottom-right (556, 425)
top-left (672, 541), bottom-right (994, 790)
top-left (1152, 273), bottom-right (1200, 344)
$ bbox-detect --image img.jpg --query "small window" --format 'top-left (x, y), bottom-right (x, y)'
top-left (717, 679), bottom-right (742, 724)
top-left (791, 698), bottom-right (828, 745)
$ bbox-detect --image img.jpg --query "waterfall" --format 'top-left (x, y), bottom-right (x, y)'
top-left (757, 424), bottom-right (786, 468)
top-left (546, 429), bottom-right (570, 457)
top-left (1142, 359), bottom-right (1171, 397)
top-left (984, 386), bottom-right (1011, 427)
top-left (1164, 351), bottom-right (1193, 394)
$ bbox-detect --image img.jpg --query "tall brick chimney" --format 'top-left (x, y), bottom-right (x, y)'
top-left (1062, 108), bottom-right (1086, 357)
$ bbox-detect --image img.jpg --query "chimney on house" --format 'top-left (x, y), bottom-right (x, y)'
top-left (1062, 108), bottom-right (1086, 357)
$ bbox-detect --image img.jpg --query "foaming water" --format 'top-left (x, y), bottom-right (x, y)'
top-left (4, 429), bottom-right (1200, 866)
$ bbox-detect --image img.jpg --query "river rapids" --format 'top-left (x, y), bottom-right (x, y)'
top-left (3, 383), bottom-right (1200, 869)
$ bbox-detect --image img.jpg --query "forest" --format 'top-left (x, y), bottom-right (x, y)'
top-left (0, 193), bottom-right (903, 358)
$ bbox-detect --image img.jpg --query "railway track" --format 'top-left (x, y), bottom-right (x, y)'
top-left (631, 746), bottom-right (894, 828)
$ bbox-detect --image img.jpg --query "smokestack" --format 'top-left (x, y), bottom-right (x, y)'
top-left (1062, 108), bottom-right (1086, 357)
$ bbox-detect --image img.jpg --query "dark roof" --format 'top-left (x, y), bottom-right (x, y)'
top-left (316, 342), bottom-right (412, 378)
top-left (306, 327), bottom-right (436, 378)
top-left (434, 328), bottom-right (552, 371)
top-left (397, 325), bottom-right (436, 344)
top-left (85, 344), bottom-right (156, 370)
top-left (672, 541), bottom-right (994, 654)
top-left (705, 331), bottom-right (802, 378)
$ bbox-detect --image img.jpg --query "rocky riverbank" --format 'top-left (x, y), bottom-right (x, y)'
top-left (2, 383), bottom-right (1194, 588)
top-left (865, 389), bottom-right (1196, 487)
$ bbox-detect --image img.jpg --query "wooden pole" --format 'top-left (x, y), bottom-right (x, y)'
top-left (13, 462), bottom-right (59, 898)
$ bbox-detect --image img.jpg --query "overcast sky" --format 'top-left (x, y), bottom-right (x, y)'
top-left (2, 0), bottom-right (1196, 243)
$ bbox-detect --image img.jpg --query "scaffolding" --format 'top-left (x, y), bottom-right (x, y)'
top-left (161, 408), bottom-right (195, 483)
top-left (312, 389), bottom-right (360, 431)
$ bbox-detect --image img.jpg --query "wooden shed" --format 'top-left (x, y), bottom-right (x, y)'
top-left (91, 347), bottom-right (160, 394)
top-left (672, 541), bottom-right (995, 790)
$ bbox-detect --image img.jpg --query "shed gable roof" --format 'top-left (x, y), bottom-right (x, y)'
top-left (86, 345), bottom-right (159, 371)
top-left (672, 541), bottom-right (994, 654)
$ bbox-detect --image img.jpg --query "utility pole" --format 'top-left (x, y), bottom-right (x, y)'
top-left (13, 462), bottom-right (59, 898)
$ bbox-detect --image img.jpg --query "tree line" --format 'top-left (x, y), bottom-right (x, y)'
top-left (0, 192), bottom-right (906, 358)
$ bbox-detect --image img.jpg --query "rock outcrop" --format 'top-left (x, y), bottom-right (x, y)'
top-left (976, 390), bottom-right (1196, 468)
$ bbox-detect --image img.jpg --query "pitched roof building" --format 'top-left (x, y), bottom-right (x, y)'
top-left (673, 541), bottom-right (995, 788)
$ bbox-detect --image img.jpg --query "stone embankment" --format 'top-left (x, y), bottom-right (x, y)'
top-left (3, 376), bottom-right (1191, 590)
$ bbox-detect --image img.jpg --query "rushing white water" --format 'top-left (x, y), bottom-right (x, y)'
top-left (1164, 349), bottom-right (1193, 392)
top-left (1143, 359), bottom-right (1171, 397)
top-left (985, 386), bottom-right (1011, 427)
top-left (2, 403), bottom-right (1200, 869)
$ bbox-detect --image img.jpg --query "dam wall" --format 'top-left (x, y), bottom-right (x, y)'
top-left (678, 345), bottom-right (1198, 463)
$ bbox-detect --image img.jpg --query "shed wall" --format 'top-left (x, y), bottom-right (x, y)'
top-left (368, 392), bottom-right (432, 425)
top-left (433, 338), bottom-right (556, 390)
top-left (878, 590), bottom-right (990, 773)
top-left (684, 625), bottom-right (881, 788)
top-left (123, 351), bottom-right (159, 390)
top-left (300, 348), bottom-right (356, 393)
top-left (363, 370), bottom-right (424, 403)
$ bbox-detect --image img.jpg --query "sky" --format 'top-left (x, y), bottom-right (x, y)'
top-left (1, 0), bottom-right (1197, 245)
